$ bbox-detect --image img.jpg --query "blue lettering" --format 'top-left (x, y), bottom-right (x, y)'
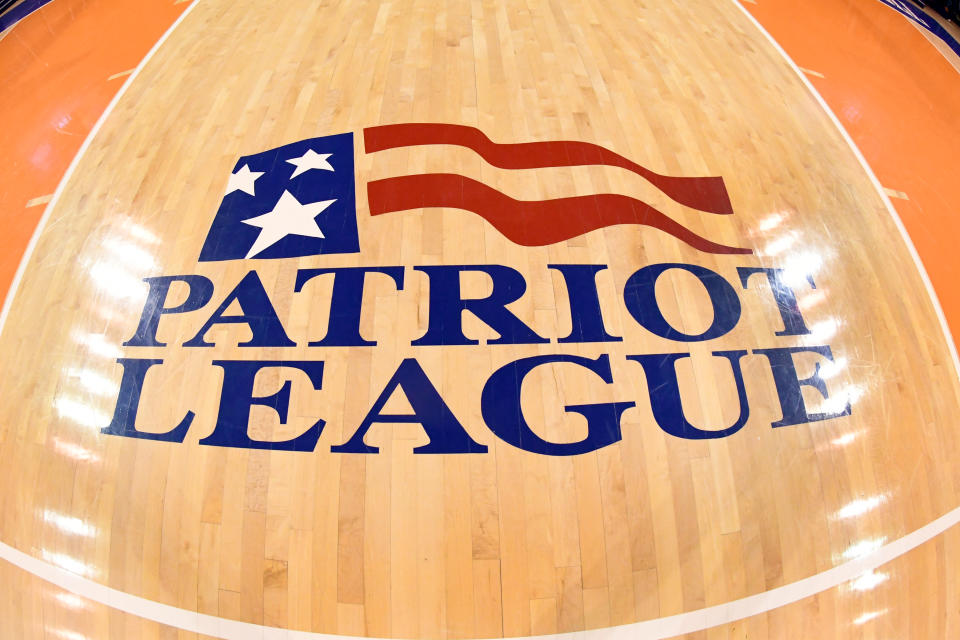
top-left (101, 358), bottom-right (194, 441)
top-left (124, 275), bottom-right (213, 347)
top-left (753, 345), bottom-right (851, 426)
top-left (184, 271), bottom-right (295, 347)
top-left (412, 265), bottom-right (548, 346)
top-left (623, 263), bottom-right (741, 341)
top-left (627, 350), bottom-right (750, 440)
top-left (333, 358), bottom-right (486, 453)
top-left (295, 266), bottom-right (405, 346)
top-left (481, 354), bottom-right (635, 455)
top-left (199, 360), bottom-right (325, 450)
top-left (549, 264), bottom-right (622, 343)
top-left (738, 267), bottom-right (814, 336)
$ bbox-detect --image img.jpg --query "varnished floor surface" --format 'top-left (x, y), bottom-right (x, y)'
top-left (1, 0), bottom-right (960, 638)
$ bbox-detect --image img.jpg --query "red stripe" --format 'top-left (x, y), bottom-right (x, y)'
top-left (363, 123), bottom-right (733, 215)
top-left (367, 173), bottom-right (751, 254)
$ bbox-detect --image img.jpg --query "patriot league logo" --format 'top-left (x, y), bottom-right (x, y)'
top-left (104, 124), bottom-right (851, 454)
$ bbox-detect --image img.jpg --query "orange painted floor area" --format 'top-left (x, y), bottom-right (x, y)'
top-left (0, 0), bottom-right (186, 303)
top-left (744, 0), bottom-right (960, 339)
top-left (1, 0), bottom-right (959, 345)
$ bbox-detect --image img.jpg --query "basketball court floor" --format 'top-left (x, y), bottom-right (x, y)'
top-left (1, 0), bottom-right (959, 637)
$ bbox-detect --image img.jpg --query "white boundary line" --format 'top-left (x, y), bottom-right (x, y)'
top-left (729, 0), bottom-right (960, 384)
top-left (0, 0), bottom-right (201, 340)
top-left (1, 0), bottom-right (960, 638)
top-left (4, 503), bottom-right (959, 639)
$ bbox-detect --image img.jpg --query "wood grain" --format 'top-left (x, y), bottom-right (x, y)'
top-left (0, 0), bottom-right (958, 637)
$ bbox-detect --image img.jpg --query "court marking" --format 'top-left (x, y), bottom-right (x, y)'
top-left (107, 68), bottom-right (135, 81)
top-left (884, 187), bottom-right (910, 200)
top-left (2, 504), bottom-right (959, 638)
top-left (797, 66), bottom-right (825, 78)
top-left (0, 1), bottom-right (199, 340)
top-left (0, 0), bottom-right (958, 637)
top-left (736, 0), bottom-right (960, 385)
top-left (24, 194), bottom-right (52, 208)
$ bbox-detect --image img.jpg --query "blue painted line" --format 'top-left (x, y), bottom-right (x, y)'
top-left (876, 0), bottom-right (960, 59)
top-left (0, 0), bottom-right (54, 32)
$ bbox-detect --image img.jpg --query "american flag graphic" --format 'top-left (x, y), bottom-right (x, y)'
top-left (199, 123), bottom-right (750, 261)
top-left (199, 132), bottom-right (359, 262)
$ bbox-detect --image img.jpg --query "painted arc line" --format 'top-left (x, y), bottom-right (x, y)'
top-left (730, 0), bottom-right (960, 384)
top-left (2, 504), bottom-right (960, 639)
top-left (0, 0), bottom-right (201, 340)
top-left (0, 0), bottom-right (957, 637)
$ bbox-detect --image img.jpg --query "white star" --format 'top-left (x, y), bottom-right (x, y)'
top-left (241, 190), bottom-right (335, 259)
top-left (225, 164), bottom-right (264, 196)
top-left (286, 149), bottom-right (334, 178)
